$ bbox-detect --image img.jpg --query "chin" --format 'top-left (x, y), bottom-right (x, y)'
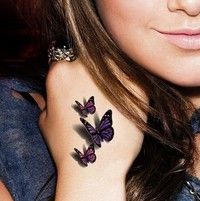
top-left (165, 75), bottom-right (200, 88)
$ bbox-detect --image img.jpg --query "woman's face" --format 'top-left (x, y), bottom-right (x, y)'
top-left (95, 0), bottom-right (200, 87)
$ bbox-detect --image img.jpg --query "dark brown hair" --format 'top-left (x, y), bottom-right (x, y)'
top-left (17, 0), bottom-right (197, 200)
top-left (0, 0), bottom-right (49, 77)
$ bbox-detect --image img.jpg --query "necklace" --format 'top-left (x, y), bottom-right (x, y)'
top-left (185, 180), bottom-right (200, 200)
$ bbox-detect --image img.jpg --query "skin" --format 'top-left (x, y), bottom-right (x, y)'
top-left (95, 0), bottom-right (200, 180)
top-left (39, 61), bottom-right (145, 200)
top-left (40, 0), bottom-right (200, 201)
top-left (2, 0), bottom-right (200, 200)
top-left (41, 0), bottom-right (200, 198)
top-left (0, 182), bottom-right (13, 201)
top-left (96, 0), bottom-right (200, 87)
top-left (0, 92), bottom-right (46, 201)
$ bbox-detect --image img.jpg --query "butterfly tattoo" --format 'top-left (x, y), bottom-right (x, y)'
top-left (75, 96), bottom-right (96, 117)
top-left (80, 109), bottom-right (114, 147)
top-left (74, 144), bottom-right (96, 166)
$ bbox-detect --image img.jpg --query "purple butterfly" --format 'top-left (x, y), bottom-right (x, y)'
top-left (80, 109), bottom-right (114, 147)
top-left (75, 96), bottom-right (96, 117)
top-left (74, 144), bottom-right (96, 166)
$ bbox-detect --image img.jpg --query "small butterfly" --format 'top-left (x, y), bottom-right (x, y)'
top-left (74, 144), bottom-right (96, 166)
top-left (75, 96), bottom-right (96, 117)
top-left (80, 109), bottom-right (114, 147)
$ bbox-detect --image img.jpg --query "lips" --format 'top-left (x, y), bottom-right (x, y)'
top-left (158, 28), bottom-right (200, 35)
top-left (155, 28), bottom-right (200, 50)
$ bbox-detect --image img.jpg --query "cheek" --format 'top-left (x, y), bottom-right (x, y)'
top-left (96, 0), bottom-right (159, 62)
top-left (96, 0), bottom-right (200, 87)
top-left (96, 1), bottom-right (164, 78)
top-left (97, 0), bottom-right (154, 34)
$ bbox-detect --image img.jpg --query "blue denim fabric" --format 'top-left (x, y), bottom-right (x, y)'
top-left (172, 107), bottom-right (200, 201)
top-left (0, 77), bottom-right (56, 201)
top-left (191, 108), bottom-right (200, 134)
top-left (172, 174), bottom-right (200, 201)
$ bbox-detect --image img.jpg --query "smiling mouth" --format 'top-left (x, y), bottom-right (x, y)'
top-left (155, 29), bottom-right (200, 50)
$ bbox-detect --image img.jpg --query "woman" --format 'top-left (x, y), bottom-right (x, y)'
top-left (20, 0), bottom-right (200, 200)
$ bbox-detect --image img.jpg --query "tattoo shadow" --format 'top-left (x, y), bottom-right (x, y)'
top-left (71, 104), bottom-right (85, 118)
top-left (73, 124), bottom-right (92, 144)
top-left (94, 112), bottom-right (101, 128)
top-left (72, 112), bottom-right (101, 150)
top-left (70, 146), bottom-right (88, 167)
top-left (71, 97), bottom-right (88, 118)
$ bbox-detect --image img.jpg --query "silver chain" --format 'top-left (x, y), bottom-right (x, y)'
top-left (185, 180), bottom-right (200, 200)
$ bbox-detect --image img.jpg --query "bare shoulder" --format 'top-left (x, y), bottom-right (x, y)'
top-left (39, 59), bottom-right (146, 201)
top-left (46, 59), bottom-right (145, 174)
top-left (46, 59), bottom-right (86, 88)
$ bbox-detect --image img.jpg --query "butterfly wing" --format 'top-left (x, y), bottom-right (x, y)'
top-left (80, 118), bottom-right (102, 147)
top-left (84, 96), bottom-right (96, 115)
top-left (84, 144), bottom-right (96, 163)
top-left (100, 127), bottom-right (114, 142)
top-left (74, 148), bottom-right (88, 166)
top-left (75, 100), bottom-right (88, 117)
top-left (98, 110), bottom-right (114, 142)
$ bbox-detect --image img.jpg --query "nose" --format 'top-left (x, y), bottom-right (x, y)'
top-left (168, 0), bottom-right (200, 16)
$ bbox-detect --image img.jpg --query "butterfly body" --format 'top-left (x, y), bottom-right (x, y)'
top-left (75, 96), bottom-right (96, 117)
top-left (74, 144), bottom-right (96, 166)
top-left (80, 109), bottom-right (114, 147)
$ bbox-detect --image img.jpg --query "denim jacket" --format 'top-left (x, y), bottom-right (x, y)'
top-left (172, 109), bottom-right (200, 200)
top-left (172, 174), bottom-right (200, 201)
top-left (0, 77), bottom-right (56, 201)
